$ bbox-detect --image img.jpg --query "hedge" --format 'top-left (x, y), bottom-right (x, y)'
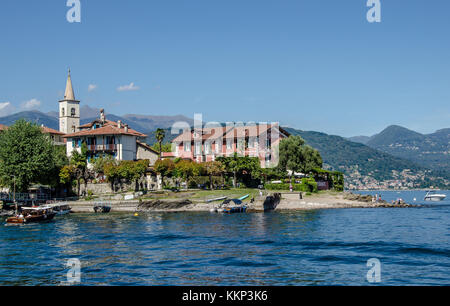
top-left (265, 178), bottom-right (318, 193)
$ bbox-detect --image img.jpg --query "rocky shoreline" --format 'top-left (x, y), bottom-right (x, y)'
top-left (55, 192), bottom-right (416, 213)
top-left (0, 192), bottom-right (416, 216)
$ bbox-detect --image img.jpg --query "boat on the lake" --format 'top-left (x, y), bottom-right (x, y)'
top-left (424, 191), bottom-right (446, 202)
top-left (222, 200), bottom-right (247, 214)
top-left (47, 203), bottom-right (72, 215)
top-left (93, 202), bottom-right (112, 213)
top-left (6, 206), bottom-right (56, 224)
top-left (211, 195), bottom-right (249, 214)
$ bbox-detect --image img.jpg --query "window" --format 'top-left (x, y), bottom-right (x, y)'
top-left (61, 108), bottom-right (65, 116)
top-left (205, 142), bottom-right (211, 155)
top-left (184, 142), bottom-right (191, 152)
top-left (215, 141), bottom-right (220, 154)
top-left (248, 137), bottom-right (257, 148)
top-left (226, 138), bottom-right (233, 150)
top-left (71, 108), bottom-right (76, 117)
top-left (237, 138), bottom-right (245, 151)
top-left (195, 142), bottom-right (201, 155)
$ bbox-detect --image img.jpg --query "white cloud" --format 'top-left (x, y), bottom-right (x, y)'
top-left (22, 98), bottom-right (41, 110)
top-left (88, 84), bottom-right (98, 92)
top-left (0, 102), bottom-right (15, 117)
top-left (117, 82), bottom-right (140, 92)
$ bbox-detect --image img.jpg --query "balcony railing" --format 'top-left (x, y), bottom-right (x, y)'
top-left (87, 144), bottom-right (118, 151)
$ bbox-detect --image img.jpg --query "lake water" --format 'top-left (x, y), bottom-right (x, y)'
top-left (0, 190), bottom-right (449, 286)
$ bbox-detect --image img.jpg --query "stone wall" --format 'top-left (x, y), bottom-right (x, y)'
top-left (75, 174), bottom-right (161, 196)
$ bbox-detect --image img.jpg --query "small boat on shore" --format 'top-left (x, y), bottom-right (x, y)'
top-left (6, 206), bottom-right (56, 224)
top-left (238, 194), bottom-right (250, 201)
top-left (93, 202), bottom-right (111, 213)
top-left (211, 197), bottom-right (248, 214)
top-left (205, 196), bottom-right (228, 203)
top-left (424, 191), bottom-right (446, 202)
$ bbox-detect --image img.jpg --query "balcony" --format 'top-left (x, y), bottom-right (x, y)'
top-left (87, 144), bottom-right (118, 151)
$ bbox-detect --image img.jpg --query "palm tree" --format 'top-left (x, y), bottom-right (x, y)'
top-left (155, 128), bottom-right (166, 158)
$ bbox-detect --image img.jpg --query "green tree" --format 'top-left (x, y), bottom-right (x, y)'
top-left (69, 142), bottom-right (93, 196)
top-left (0, 120), bottom-right (58, 192)
top-left (278, 135), bottom-right (323, 177)
top-left (217, 154), bottom-right (261, 188)
top-left (118, 160), bottom-right (149, 190)
top-left (103, 159), bottom-right (120, 192)
top-left (204, 161), bottom-right (225, 190)
top-left (151, 142), bottom-right (172, 153)
top-left (154, 159), bottom-right (174, 187)
top-left (173, 159), bottom-right (201, 188)
top-left (92, 155), bottom-right (115, 174)
top-left (155, 128), bottom-right (166, 158)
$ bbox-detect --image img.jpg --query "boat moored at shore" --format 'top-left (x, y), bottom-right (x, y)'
top-left (6, 206), bottom-right (56, 224)
top-left (46, 203), bottom-right (72, 215)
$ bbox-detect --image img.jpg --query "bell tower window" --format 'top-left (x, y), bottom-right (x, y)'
top-left (71, 108), bottom-right (76, 117)
top-left (61, 108), bottom-right (65, 116)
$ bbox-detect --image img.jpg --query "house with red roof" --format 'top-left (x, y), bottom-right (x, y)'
top-left (57, 71), bottom-right (158, 164)
top-left (63, 109), bottom-right (158, 163)
top-left (171, 123), bottom-right (290, 168)
top-left (40, 125), bottom-right (66, 146)
top-left (0, 124), bottom-right (66, 146)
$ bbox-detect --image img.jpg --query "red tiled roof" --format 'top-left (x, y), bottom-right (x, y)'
top-left (0, 124), bottom-right (8, 131)
top-left (172, 124), bottom-right (288, 143)
top-left (41, 126), bottom-right (66, 135)
top-left (63, 124), bottom-right (147, 138)
top-left (79, 119), bottom-right (117, 129)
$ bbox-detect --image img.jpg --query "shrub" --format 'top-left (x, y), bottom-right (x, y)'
top-left (265, 178), bottom-right (318, 193)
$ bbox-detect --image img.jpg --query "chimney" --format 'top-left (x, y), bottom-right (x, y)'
top-left (124, 124), bottom-right (129, 133)
top-left (117, 120), bottom-right (122, 129)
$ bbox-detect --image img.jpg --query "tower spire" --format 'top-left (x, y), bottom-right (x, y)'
top-left (64, 68), bottom-right (75, 101)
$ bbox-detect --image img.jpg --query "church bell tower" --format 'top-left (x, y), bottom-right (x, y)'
top-left (59, 69), bottom-right (80, 134)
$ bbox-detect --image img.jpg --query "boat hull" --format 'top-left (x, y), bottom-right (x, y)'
top-left (94, 206), bottom-right (111, 213)
top-left (223, 206), bottom-right (247, 214)
top-left (6, 212), bottom-right (56, 224)
top-left (424, 196), bottom-right (446, 202)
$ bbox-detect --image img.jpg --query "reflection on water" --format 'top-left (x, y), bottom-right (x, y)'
top-left (1, 192), bottom-right (449, 286)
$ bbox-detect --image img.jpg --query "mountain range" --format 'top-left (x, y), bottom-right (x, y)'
top-left (0, 109), bottom-right (448, 189)
top-left (286, 128), bottom-right (449, 189)
top-left (348, 125), bottom-right (450, 173)
top-left (0, 106), bottom-right (193, 137)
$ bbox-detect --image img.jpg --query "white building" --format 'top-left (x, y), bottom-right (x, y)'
top-left (59, 70), bottom-right (159, 164)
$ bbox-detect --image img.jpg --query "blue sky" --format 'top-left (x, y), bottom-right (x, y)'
top-left (0, 0), bottom-right (449, 137)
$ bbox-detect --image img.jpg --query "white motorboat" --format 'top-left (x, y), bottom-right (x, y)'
top-left (424, 191), bottom-right (446, 202)
top-left (47, 203), bottom-right (72, 215)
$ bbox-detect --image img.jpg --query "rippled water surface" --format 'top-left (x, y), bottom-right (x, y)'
top-left (1, 190), bottom-right (449, 286)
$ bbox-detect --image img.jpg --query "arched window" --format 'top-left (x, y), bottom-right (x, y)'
top-left (61, 108), bottom-right (65, 116)
top-left (71, 108), bottom-right (76, 117)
